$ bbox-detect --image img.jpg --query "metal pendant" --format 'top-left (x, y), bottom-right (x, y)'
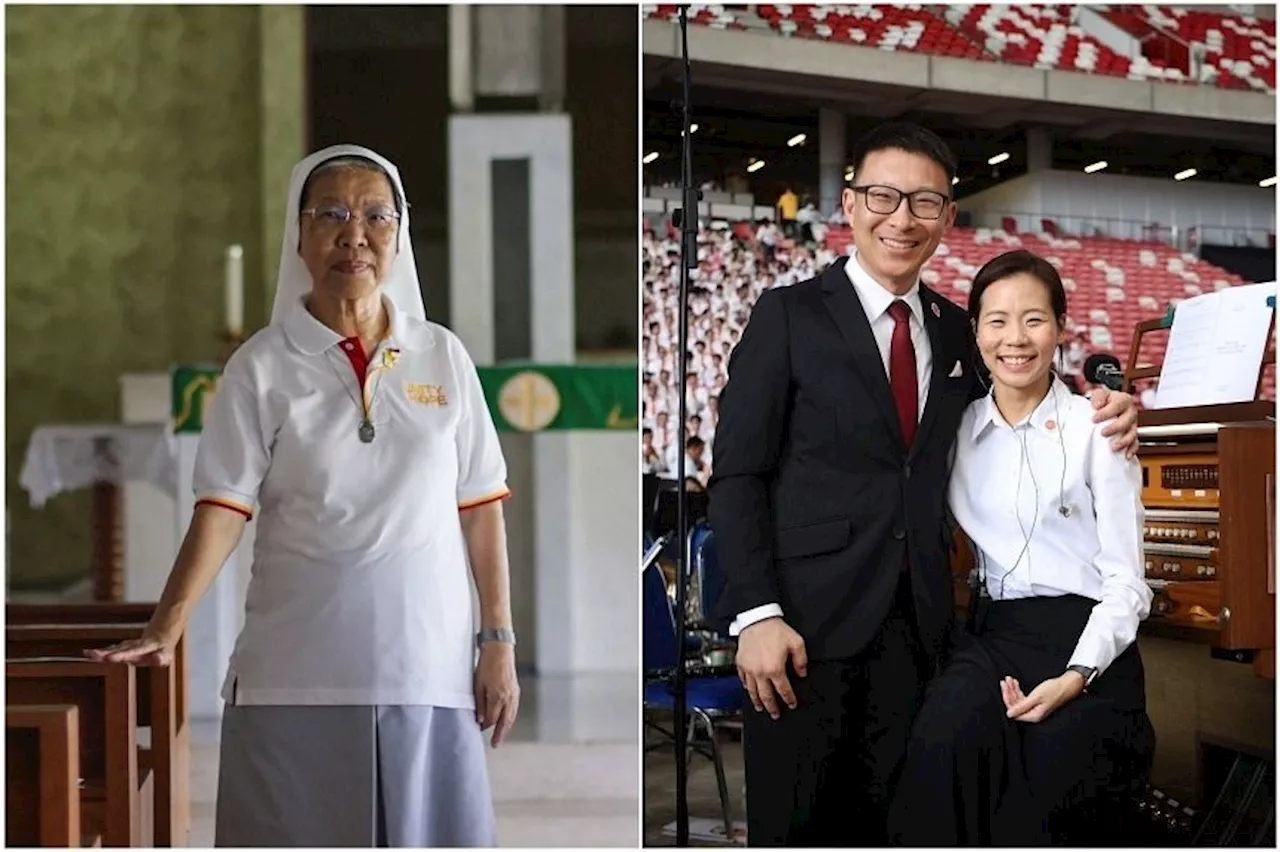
top-left (358, 419), bottom-right (376, 443)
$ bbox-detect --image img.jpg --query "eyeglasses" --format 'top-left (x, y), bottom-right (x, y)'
top-left (851, 185), bottom-right (950, 220)
top-left (300, 204), bottom-right (400, 234)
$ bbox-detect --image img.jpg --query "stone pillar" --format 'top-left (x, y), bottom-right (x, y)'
top-left (1027, 127), bottom-right (1054, 173)
top-left (447, 13), bottom-right (636, 700)
top-left (448, 5), bottom-right (474, 112)
top-left (259, 5), bottom-right (306, 325)
top-left (819, 107), bottom-right (847, 217)
top-left (448, 115), bottom-right (638, 682)
top-left (448, 116), bottom-right (558, 674)
top-left (451, 6), bottom-right (566, 111)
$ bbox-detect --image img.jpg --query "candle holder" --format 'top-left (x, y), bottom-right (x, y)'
top-left (218, 329), bottom-right (247, 366)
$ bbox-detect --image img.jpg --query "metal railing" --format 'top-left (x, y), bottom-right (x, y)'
top-left (967, 210), bottom-right (1274, 253)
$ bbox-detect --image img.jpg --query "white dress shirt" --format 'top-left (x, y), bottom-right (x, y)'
top-left (730, 251), bottom-right (933, 635)
top-left (948, 375), bottom-right (1151, 676)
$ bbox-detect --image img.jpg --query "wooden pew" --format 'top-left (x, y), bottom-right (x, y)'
top-left (7, 659), bottom-right (144, 846)
top-left (6, 603), bottom-right (188, 728)
top-left (7, 704), bottom-right (83, 847)
top-left (7, 624), bottom-right (188, 846)
top-left (8, 602), bottom-right (159, 624)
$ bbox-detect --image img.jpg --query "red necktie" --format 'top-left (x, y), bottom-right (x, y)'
top-left (887, 300), bottom-right (918, 449)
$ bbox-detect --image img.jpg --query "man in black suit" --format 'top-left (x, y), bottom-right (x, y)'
top-left (706, 123), bottom-right (1138, 846)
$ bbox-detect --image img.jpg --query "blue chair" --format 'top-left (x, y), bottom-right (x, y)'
top-left (643, 561), bottom-right (741, 839)
top-left (645, 532), bottom-right (705, 656)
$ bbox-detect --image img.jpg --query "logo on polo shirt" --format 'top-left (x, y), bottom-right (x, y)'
top-left (405, 382), bottom-right (449, 406)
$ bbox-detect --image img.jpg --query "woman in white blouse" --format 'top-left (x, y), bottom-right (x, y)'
top-left (887, 249), bottom-right (1154, 845)
top-left (88, 145), bottom-right (518, 846)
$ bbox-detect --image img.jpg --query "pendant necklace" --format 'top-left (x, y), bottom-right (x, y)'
top-left (328, 354), bottom-right (381, 444)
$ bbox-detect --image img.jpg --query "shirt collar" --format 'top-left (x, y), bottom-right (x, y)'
top-left (281, 292), bottom-right (433, 356)
top-left (972, 374), bottom-right (1072, 440)
top-left (843, 249), bottom-right (923, 326)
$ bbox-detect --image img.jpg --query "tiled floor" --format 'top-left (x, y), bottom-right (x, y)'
top-left (188, 672), bottom-right (640, 847)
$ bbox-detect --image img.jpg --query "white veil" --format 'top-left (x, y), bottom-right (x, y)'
top-left (268, 144), bottom-right (426, 324)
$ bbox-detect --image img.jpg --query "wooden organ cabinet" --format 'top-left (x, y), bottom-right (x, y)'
top-left (1135, 403), bottom-right (1275, 678)
top-left (1125, 298), bottom-right (1276, 679)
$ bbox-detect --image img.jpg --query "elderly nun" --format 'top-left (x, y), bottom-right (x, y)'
top-left (87, 144), bottom-right (519, 847)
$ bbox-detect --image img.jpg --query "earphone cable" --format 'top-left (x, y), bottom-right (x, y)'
top-left (998, 421), bottom-right (1040, 600)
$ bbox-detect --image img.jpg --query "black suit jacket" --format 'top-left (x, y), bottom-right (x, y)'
top-left (707, 257), bottom-right (983, 664)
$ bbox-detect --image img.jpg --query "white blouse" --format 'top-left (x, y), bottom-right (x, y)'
top-left (948, 375), bottom-right (1152, 676)
top-left (194, 294), bottom-right (509, 708)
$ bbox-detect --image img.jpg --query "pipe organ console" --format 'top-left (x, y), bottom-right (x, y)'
top-left (1135, 410), bottom-right (1275, 676)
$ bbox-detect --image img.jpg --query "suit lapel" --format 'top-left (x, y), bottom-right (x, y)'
top-left (821, 258), bottom-right (904, 445)
top-left (910, 285), bottom-right (952, 461)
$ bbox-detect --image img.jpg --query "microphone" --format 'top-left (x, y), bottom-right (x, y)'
top-left (1083, 353), bottom-right (1125, 392)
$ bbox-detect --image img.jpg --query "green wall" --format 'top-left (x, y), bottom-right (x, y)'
top-left (6, 5), bottom-right (304, 590)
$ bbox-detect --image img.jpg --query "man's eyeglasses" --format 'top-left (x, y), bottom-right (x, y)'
top-left (301, 204), bottom-right (400, 234)
top-left (851, 185), bottom-right (950, 220)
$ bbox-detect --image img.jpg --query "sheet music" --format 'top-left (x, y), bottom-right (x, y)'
top-left (1153, 282), bottom-right (1276, 409)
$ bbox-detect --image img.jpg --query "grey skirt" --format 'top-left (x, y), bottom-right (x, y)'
top-left (214, 704), bottom-right (495, 847)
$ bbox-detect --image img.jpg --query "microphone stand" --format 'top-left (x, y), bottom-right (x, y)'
top-left (671, 5), bottom-right (699, 846)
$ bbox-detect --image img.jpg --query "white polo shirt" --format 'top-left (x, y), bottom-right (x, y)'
top-left (193, 294), bottom-right (509, 708)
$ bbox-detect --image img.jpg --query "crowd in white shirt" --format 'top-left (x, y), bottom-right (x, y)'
top-left (641, 222), bottom-right (840, 481)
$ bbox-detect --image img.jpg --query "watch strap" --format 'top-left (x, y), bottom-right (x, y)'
top-left (477, 627), bottom-right (516, 647)
top-left (1066, 664), bottom-right (1097, 687)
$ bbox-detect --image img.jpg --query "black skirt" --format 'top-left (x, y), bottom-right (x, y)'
top-left (886, 593), bottom-right (1155, 846)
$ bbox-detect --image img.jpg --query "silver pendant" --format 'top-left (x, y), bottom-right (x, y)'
top-left (358, 420), bottom-right (375, 443)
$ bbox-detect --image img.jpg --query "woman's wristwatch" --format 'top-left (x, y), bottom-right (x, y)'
top-left (476, 627), bottom-right (516, 648)
top-left (1066, 664), bottom-right (1097, 688)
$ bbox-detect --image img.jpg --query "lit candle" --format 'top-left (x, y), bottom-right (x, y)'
top-left (226, 245), bottom-right (244, 334)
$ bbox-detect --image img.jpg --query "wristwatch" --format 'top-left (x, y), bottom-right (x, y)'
top-left (1066, 664), bottom-right (1097, 688)
top-left (476, 627), bottom-right (516, 648)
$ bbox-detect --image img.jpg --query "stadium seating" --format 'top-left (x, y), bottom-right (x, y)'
top-left (1138, 5), bottom-right (1276, 92)
top-left (944, 4), bottom-right (1181, 81)
top-left (645, 3), bottom-right (746, 29)
top-left (755, 4), bottom-right (989, 60)
top-left (645, 4), bottom-right (1276, 92)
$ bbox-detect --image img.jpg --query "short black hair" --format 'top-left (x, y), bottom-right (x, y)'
top-left (849, 122), bottom-right (957, 188)
top-left (968, 249), bottom-right (1068, 328)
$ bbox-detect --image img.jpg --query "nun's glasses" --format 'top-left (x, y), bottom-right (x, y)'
top-left (300, 204), bottom-right (401, 234)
